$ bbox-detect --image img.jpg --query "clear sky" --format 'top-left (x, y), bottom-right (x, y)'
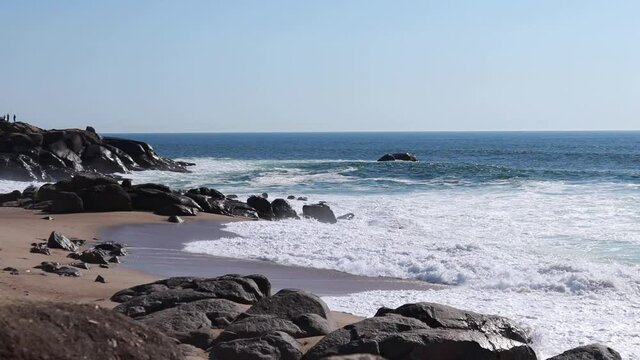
top-left (1, 1), bottom-right (639, 132)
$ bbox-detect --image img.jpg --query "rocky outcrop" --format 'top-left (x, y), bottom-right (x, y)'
top-left (304, 302), bottom-right (536, 360)
top-left (0, 302), bottom-right (184, 360)
top-left (302, 203), bottom-right (337, 224)
top-left (0, 121), bottom-right (188, 181)
top-left (377, 153), bottom-right (418, 162)
top-left (547, 344), bottom-right (621, 360)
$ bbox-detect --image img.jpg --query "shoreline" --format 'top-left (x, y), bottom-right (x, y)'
top-left (0, 207), bottom-right (439, 308)
top-left (101, 219), bottom-right (441, 296)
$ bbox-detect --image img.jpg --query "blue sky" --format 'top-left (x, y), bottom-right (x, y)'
top-left (1, 1), bottom-right (639, 132)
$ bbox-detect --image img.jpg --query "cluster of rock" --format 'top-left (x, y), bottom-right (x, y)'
top-left (107, 274), bottom-right (621, 360)
top-left (0, 173), bottom-right (352, 224)
top-left (26, 230), bottom-right (126, 278)
top-left (0, 121), bottom-right (189, 181)
top-left (377, 153), bottom-right (418, 162)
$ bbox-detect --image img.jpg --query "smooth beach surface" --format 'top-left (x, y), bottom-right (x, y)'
top-left (0, 207), bottom-right (230, 306)
top-left (101, 219), bottom-right (440, 296)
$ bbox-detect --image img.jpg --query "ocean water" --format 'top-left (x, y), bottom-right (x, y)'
top-left (2, 131), bottom-right (639, 358)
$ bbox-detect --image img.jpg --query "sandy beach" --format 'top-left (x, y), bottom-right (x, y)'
top-left (0, 207), bottom-right (233, 306)
top-left (0, 206), bottom-right (435, 306)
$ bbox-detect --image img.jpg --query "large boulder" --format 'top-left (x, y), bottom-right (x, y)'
top-left (139, 298), bottom-right (244, 349)
top-left (104, 137), bottom-right (188, 173)
top-left (302, 203), bottom-right (337, 224)
top-left (81, 144), bottom-right (128, 173)
top-left (81, 184), bottom-right (132, 212)
top-left (245, 289), bottom-right (335, 335)
top-left (272, 198), bottom-right (299, 220)
top-left (547, 344), bottom-right (621, 360)
top-left (210, 331), bottom-right (303, 360)
top-left (0, 190), bottom-right (22, 203)
top-left (0, 302), bottom-right (184, 360)
top-left (222, 199), bottom-right (259, 219)
top-left (112, 275), bottom-right (271, 315)
top-left (46, 190), bottom-right (84, 213)
top-left (375, 302), bottom-right (531, 344)
top-left (304, 314), bottom-right (536, 360)
top-left (247, 195), bottom-right (274, 220)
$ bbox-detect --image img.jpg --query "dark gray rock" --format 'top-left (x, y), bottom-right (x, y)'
top-left (304, 311), bottom-right (536, 360)
top-left (187, 187), bottom-right (225, 200)
top-left (247, 195), bottom-right (274, 220)
top-left (94, 241), bottom-right (127, 256)
top-left (219, 315), bottom-right (306, 341)
top-left (246, 289), bottom-right (334, 330)
top-left (155, 204), bottom-right (199, 216)
top-left (210, 331), bottom-right (303, 360)
top-left (138, 298), bottom-right (243, 349)
top-left (78, 249), bottom-right (110, 265)
top-left (112, 275), bottom-right (270, 316)
top-left (302, 203), bottom-right (337, 224)
top-left (81, 184), bottom-right (132, 212)
top-left (547, 344), bottom-right (621, 360)
top-left (375, 302), bottom-right (531, 344)
top-left (47, 231), bottom-right (79, 252)
top-left (377, 153), bottom-right (418, 162)
top-left (0, 190), bottom-right (22, 203)
top-left (223, 199), bottom-right (259, 219)
top-left (95, 275), bottom-right (106, 283)
top-left (272, 198), bottom-right (299, 220)
top-left (46, 191), bottom-right (84, 213)
top-left (30, 243), bottom-right (51, 255)
top-left (71, 262), bottom-right (90, 270)
top-left (337, 213), bottom-right (355, 220)
top-left (293, 313), bottom-right (333, 337)
top-left (287, 195), bottom-right (296, 200)
top-left (168, 215), bottom-right (184, 223)
top-left (323, 355), bottom-right (387, 360)
top-left (35, 261), bottom-right (81, 277)
top-left (377, 154), bottom-right (396, 162)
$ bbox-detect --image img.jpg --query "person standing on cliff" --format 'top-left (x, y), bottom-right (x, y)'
top-left (13, 114), bottom-right (16, 122)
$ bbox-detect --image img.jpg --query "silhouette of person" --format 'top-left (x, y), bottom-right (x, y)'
top-left (13, 114), bottom-right (16, 122)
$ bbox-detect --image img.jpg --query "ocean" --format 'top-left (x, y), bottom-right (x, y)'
top-left (2, 131), bottom-right (639, 358)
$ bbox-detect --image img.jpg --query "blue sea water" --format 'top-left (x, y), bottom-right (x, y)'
top-left (3, 131), bottom-right (638, 357)
top-left (115, 131), bottom-right (640, 191)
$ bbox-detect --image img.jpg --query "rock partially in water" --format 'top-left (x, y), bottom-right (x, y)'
top-left (302, 203), bottom-right (337, 224)
top-left (547, 344), bottom-right (621, 360)
top-left (247, 195), bottom-right (275, 220)
top-left (377, 152), bottom-right (418, 162)
top-left (272, 198), bottom-right (299, 220)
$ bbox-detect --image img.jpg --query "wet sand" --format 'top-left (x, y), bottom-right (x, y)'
top-left (101, 220), bottom-right (441, 296)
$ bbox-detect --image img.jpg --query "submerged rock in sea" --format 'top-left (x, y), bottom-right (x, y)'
top-left (377, 152), bottom-right (418, 162)
top-left (547, 344), bottom-right (621, 360)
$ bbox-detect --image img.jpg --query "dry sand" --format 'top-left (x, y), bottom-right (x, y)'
top-left (0, 207), bottom-right (233, 307)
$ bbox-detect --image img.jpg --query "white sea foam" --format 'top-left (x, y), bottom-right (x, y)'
top-left (183, 181), bottom-right (640, 358)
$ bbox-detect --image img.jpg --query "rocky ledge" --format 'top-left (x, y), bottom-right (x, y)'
top-left (0, 121), bottom-right (189, 181)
